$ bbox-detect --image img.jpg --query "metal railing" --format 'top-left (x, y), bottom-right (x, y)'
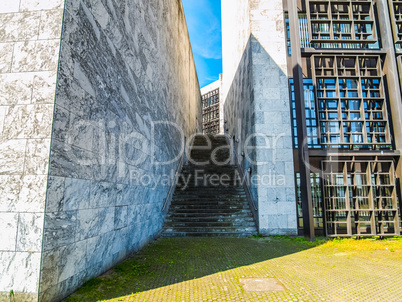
top-left (161, 128), bottom-right (198, 212)
top-left (161, 151), bottom-right (185, 212)
top-left (230, 138), bottom-right (258, 212)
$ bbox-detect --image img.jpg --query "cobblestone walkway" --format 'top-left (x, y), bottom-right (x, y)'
top-left (65, 237), bottom-right (402, 302)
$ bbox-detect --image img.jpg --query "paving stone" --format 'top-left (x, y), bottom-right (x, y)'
top-left (65, 237), bottom-right (402, 302)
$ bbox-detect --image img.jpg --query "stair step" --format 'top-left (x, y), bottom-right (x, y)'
top-left (171, 200), bottom-right (249, 205)
top-left (163, 226), bottom-right (257, 233)
top-left (164, 217), bottom-right (255, 222)
top-left (167, 213), bottom-right (254, 218)
top-left (162, 135), bottom-right (257, 238)
top-left (160, 232), bottom-right (256, 238)
top-left (170, 209), bottom-right (252, 214)
top-left (169, 205), bottom-right (250, 211)
top-left (165, 221), bottom-right (255, 228)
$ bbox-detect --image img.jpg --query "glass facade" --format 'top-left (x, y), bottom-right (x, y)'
top-left (202, 88), bottom-right (220, 134)
top-left (287, 0), bottom-right (401, 237)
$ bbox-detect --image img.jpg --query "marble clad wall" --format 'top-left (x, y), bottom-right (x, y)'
top-left (0, 0), bottom-right (201, 301)
top-left (39, 0), bottom-right (201, 301)
top-left (222, 0), bottom-right (297, 235)
top-left (0, 0), bottom-right (64, 301)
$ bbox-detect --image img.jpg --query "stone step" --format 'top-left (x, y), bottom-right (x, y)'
top-left (167, 209), bottom-right (251, 217)
top-left (166, 212), bottom-right (254, 219)
top-left (160, 232), bottom-right (256, 238)
top-left (182, 164), bottom-right (237, 169)
top-left (162, 136), bottom-right (257, 238)
top-left (163, 226), bottom-right (257, 233)
top-left (164, 216), bottom-right (255, 223)
top-left (169, 205), bottom-right (250, 211)
top-left (164, 221), bottom-right (257, 228)
top-left (171, 199), bottom-right (249, 205)
top-left (175, 185), bottom-right (243, 189)
top-left (172, 194), bottom-right (247, 199)
top-left (173, 189), bottom-right (246, 193)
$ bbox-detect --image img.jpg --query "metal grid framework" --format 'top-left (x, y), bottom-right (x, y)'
top-left (289, 79), bottom-right (320, 148)
top-left (202, 88), bottom-right (220, 134)
top-left (398, 55), bottom-right (402, 88)
top-left (296, 173), bottom-right (324, 232)
top-left (286, 0), bottom-right (402, 238)
top-left (388, 0), bottom-right (402, 43)
top-left (312, 55), bottom-right (392, 149)
top-left (306, 0), bottom-right (378, 48)
top-left (322, 159), bottom-right (400, 237)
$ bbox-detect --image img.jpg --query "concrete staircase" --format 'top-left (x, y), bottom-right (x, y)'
top-left (161, 135), bottom-right (257, 237)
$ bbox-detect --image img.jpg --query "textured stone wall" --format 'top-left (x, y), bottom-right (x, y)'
top-left (223, 0), bottom-right (297, 235)
top-left (39, 0), bottom-right (201, 301)
top-left (0, 0), bottom-right (201, 301)
top-left (221, 0), bottom-right (250, 101)
top-left (0, 0), bottom-right (64, 300)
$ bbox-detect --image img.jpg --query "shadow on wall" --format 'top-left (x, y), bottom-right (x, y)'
top-left (63, 237), bottom-right (323, 301)
top-left (224, 34), bottom-right (296, 236)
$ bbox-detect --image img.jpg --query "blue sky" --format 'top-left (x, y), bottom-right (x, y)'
top-left (182, 0), bottom-right (222, 88)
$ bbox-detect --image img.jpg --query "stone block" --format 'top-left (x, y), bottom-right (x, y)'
top-left (0, 175), bottom-right (46, 212)
top-left (0, 139), bottom-right (26, 175)
top-left (43, 211), bottom-right (77, 250)
top-left (0, 106), bottom-right (7, 137)
top-left (40, 249), bottom-right (60, 291)
top-left (45, 176), bottom-right (65, 213)
top-left (0, 43), bottom-right (14, 73)
top-left (0, 12), bottom-right (41, 43)
top-left (0, 213), bottom-right (18, 251)
top-left (115, 206), bottom-right (128, 230)
top-left (25, 139), bottom-right (51, 175)
top-left (2, 104), bottom-right (54, 139)
top-left (90, 181), bottom-right (117, 208)
top-left (16, 213), bottom-right (44, 252)
top-left (0, 73), bottom-right (34, 105)
top-left (32, 71), bottom-right (58, 104)
top-left (58, 240), bottom-right (87, 283)
top-left (75, 207), bottom-right (114, 241)
top-left (20, 0), bottom-right (65, 12)
top-left (0, 0), bottom-right (20, 13)
top-left (86, 232), bottom-right (114, 266)
top-left (12, 40), bottom-right (60, 73)
top-left (0, 251), bottom-right (41, 293)
top-left (64, 178), bottom-right (91, 211)
top-left (38, 10), bottom-right (64, 40)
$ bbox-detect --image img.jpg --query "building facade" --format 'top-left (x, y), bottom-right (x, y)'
top-left (223, 0), bottom-right (402, 239)
top-left (201, 75), bottom-right (224, 134)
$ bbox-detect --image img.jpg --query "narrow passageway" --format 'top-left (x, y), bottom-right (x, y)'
top-left (161, 134), bottom-right (257, 237)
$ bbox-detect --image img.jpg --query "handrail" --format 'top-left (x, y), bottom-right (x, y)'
top-left (162, 151), bottom-right (185, 212)
top-left (231, 139), bottom-right (258, 212)
top-left (162, 128), bottom-right (198, 212)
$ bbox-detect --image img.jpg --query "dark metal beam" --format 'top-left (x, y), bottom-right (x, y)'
top-left (376, 0), bottom-right (402, 234)
top-left (288, 0), bottom-right (315, 241)
top-left (308, 149), bottom-right (401, 158)
top-left (301, 49), bottom-right (387, 56)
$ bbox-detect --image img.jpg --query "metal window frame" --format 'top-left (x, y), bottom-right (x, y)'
top-left (306, 0), bottom-right (378, 46)
top-left (321, 158), bottom-right (400, 237)
top-left (388, 0), bottom-right (402, 44)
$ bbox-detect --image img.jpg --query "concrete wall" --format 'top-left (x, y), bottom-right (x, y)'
top-left (221, 0), bottom-right (250, 101)
top-left (223, 0), bottom-right (297, 235)
top-left (0, 1), bottom-right (64, 301)
top-left (0, 0), bottom-right (201, 301)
